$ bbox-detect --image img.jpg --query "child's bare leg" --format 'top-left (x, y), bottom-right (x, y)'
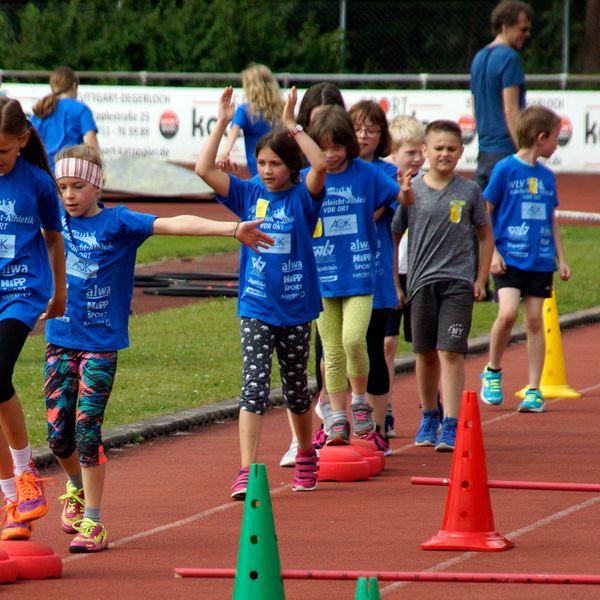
top-left (384, 335), bottom-right (398, 385)
top-left (439, 350), bottom-right (464, 419)
top-left (81, 463), bottom-right (105, 511)
top-left (416, 351), bottom-right (440, 411)
top-left (289, 411), bottom-right (313, 452)
top-left (523, 296), bottom-right (545, 389)
top-left (488, 288), bottom-right (521, 368)
top-left (0, 395), bottom-right (29, 450)
top-left (239, 410), bottom-right (262, 467)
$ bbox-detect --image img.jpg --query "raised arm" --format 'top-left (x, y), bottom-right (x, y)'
top-left (40, 229), bottom-right (67, 320)
top-left (195, 87), bottom-right (235, 197)
top-left (282, 86), bottom-right (326, 196)
top-left (216, 124), bottom-right (241, 171)
top-left (152, 215), bottom-right (274, 253)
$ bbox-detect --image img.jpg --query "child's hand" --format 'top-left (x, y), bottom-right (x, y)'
top-left (398, 170), bottom-right (415, 206)
top-left (490, 250), bottom-right (506, 275)
top-left (218, 87), bottom-right (235, 124)
top-left (282, 86), bottom-right (298, 130)
top-left (39, 295), bottom-right (66, 321)
top-left (235, 219), bottom-right (275, 253)
top-left (396, 286), bottom-right (407, 309)
top-left (473, 280), bottom-right (486, 302)
top-left (558, 260), bottom-right (571, 281)
top-left (216, 156), bottom-right (240, 175)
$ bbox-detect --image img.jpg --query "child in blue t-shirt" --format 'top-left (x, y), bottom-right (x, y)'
top-left (480, 105), bottom-right (571, 413)
top-left (0, 97), bottom-right (67, 542)
top-left (306, 105), bottom-right (409, 446)
top-left (196, 86), bottom-right (327, 500)
top-left (46, 143), bottom-right (271, 553)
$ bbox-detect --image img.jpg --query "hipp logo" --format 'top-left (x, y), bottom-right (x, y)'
top-left (458, 115), bottom-right (476, 145)
top-left (159, 110), bottom-right (179, 139)
top-left (558, 116), bottom-right (572, 146)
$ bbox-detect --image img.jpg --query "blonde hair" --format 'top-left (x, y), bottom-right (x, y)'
top-left (516, 105), bottom-right (561, 149)
top-left (241, 63), bottom-right (284, 125)
top-left (55, 143), bottom-right (104, 184)
top-left (32, 66), bottom-right (79, 119)
top-left (389, 115), bottom-right (425, 152)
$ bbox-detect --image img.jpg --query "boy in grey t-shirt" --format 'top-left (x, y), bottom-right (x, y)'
top-left (392, 120), bottom-right (493, 452)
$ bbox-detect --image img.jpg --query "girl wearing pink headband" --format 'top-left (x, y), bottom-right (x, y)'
top-left (46, 143), bottom-right (273, 553)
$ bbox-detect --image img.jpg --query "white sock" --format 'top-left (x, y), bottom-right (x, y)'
top-left (351, 393), bottom-right (368, 406)
top-left (10, 445), bottom-right (32, 476)
top-left (0, 477), bottom-right (16, 502)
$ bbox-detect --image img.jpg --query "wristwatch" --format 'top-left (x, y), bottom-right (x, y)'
top-left (288, 124), bottom-right (303, 137)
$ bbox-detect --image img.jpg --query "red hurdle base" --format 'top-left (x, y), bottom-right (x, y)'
top-left (174, 568), bottom-right (600, 585)
top-left (411, 476), bottom-right (600, 493)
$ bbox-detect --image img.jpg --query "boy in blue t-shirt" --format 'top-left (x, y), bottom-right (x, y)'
top-left (480, 105), bottom-right (571, 413)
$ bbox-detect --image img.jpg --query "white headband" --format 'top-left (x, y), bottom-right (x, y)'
top-left (55, 158), bottom-right (103, 189)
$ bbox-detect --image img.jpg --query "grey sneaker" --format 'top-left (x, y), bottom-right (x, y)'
top-left (326, 420), bottom-right (350, 445)
top-left (351, 402), bottom-right (375, 436)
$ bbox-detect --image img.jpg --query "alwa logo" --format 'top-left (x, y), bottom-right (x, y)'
top-left (282, 259), bottom-right (303, 272)
top-left (251, 256), bottom-right (266, 272)
top-left (313, 239), bottom-right (335, 257)
top-left (350, 239), bottom-right (370, 252)
top-left (507, 222), bottom-right (529, 237)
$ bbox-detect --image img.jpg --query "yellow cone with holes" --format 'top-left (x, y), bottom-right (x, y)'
top-left (516, 290), bottom-right (581, 399)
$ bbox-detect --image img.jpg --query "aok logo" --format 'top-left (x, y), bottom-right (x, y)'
top-left (323, 214), bottom-right (358, 236)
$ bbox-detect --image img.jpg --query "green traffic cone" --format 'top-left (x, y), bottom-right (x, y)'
top-left (355, 576), bottom-right (380, 599)
top-left (232, 464), bottom-right (285, 599)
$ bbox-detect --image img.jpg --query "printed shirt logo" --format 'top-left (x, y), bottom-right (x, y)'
top-left (0, 200), bottom-right (35, 225)
top-left (255, 198), bottom-right (269, 219)
top-left (521, 202), bottom-right (547, 221)
top-left (66, 251), bottom-right (98, 280)
top-left (449, 199), bottom-right (465, 224)
top-left (0, 235), bottom-right (16, 259)
top-left (323, 214), bottom-right (358, 236)
top-left (261, 233), bottom-right (291, 254)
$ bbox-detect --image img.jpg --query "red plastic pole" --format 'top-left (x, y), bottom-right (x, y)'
top-left (174, 567), bottom-right (600, 585)
top-left (410, 476), bottom-right (600, 493)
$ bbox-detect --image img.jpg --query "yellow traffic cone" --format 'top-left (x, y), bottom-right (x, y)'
top-left (516, 289), bottom-right (581, 399)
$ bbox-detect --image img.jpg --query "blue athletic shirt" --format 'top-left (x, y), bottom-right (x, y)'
top-left (470, 44), bottom-right (526, 153)
top-left (310, 158), bottom-right (400, 298)
top-left (484, 155), bottom-right (558, 272)
top-left (30, 98), bottom-right (98, 167)
top-left (46, 205), bottom-right (155, 351)
top-left (232, 104), bottom-right (272, 177)
top-left (0, 157), bottom-right (62, 329)
top-left (217, 176), bottom-right (324, 327)
top-left (372, 159), bottom-right (399, 309)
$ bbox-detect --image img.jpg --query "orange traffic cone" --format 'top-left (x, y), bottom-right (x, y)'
top-left (421, 391), bottom-right (513, 552)
top-left (516, 289), bottom-right (581, 399)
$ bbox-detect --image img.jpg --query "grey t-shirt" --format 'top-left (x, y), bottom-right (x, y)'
top-left (391, 174), bottom-right (489, 298)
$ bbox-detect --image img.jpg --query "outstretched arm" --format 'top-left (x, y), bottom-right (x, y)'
top-left (40, 229), bottom-right (67, 320)
top-left (282, 86), bottom-right (326, 196)
top-left (152, 215), bottom-right (274, 253)
top-left (195, 87), bottom-right (235, 197)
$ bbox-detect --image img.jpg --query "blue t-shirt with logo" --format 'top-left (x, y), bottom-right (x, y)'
top-left (232, 104), bottom-right (272, 177)
top-left (30, 98), bottom-right (98, 167)
top-left (372, 159), bottom-right (399, 309)
top-left (310, 158), bottom-right (400, 298)
top-left (46, 205), bottom-right (155, 351)
top-left (484, 155), bottom-right (558, 272)
top-left (0, 157), bottom-right (61, 329)
top-left (217, 176), bottom-right (324, 327)
top-left (470, 45), bottom-right (526, 153)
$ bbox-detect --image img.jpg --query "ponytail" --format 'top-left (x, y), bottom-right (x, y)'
top-left (32, 66), bottom-right (79, 119)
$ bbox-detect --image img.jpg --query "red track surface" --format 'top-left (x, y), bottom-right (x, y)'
top-left (8, 175), bottom-right (600, 599)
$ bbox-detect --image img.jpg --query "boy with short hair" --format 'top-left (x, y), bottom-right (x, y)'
top-left (384, 116), bottom-right (426, 436)
top-left (480, 105), bottom-right (570, 413)
top-left (392, 120), bottom-right (494, 451)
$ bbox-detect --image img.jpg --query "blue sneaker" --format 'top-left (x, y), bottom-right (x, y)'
top-left (414, 410), bottom-right (441, 446)
top-left (435, 417), bottom-right (458, 452)
top-left (517, 388), bottom-right (545, 413)
top-left (480, 367), bottom-right (503, 405)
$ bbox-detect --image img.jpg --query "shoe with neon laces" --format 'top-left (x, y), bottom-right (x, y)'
top-left (230, 467), bottom-right (250, 500)
top-left (384, 413), bottom-right (396, 438)
top-left (480, 366), bottom-right (503, 405)
top-left (351, 401), bottom-right (375, 436)
top-left (59, 481), bottom-right (85, 534)
top-left (517, 388), bottom-right (545, 413)
top-left (15, 464), bottom-right (52, 522)
top-left (326, 420), bottom-right (350, 446)
top-left (1, 499), bottom-right (33, 541)
top-left (414, 410), bottom-right (441, 446)
top-left (312, 425), bottom-right (327, 449)
top-left (291, 449), bottom-right (319, 492)
top-left (69, 518), bottom-right (107, 553)
top-left (362, 430), bottom-right (392, 456)
top-left (435, 417), bottom-right (458, 452)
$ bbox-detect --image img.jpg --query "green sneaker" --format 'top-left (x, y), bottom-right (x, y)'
top-left (517, 388), bottom-right (545, 413)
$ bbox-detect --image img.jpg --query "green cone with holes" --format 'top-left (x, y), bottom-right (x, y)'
top-left (233, 464), bottom-right (285, 599)
top-left (355, 576), bottom-right (380, 599)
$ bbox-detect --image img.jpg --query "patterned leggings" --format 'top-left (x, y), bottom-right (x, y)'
top-left (44, 344), bottom-right (117, 467)
top-left (239, 318), bottom-right (312, 416)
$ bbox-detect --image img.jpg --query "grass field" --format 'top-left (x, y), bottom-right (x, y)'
top-left (14, 226), bottom-right (599, 447)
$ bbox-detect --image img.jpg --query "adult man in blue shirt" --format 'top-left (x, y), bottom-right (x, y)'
top-left (470, 1), bottom-right (534, 190)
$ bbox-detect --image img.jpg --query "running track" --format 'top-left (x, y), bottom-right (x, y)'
top-left (7, 174), bottom-right (600, 599)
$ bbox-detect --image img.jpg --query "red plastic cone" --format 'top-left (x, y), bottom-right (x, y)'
top-left (421, 391), bottom-right (513, 552)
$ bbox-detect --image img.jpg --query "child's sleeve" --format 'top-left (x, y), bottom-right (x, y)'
top-left (471, 185), bottom-right (490, 227)
top-left (391, 204), bottom-right (408, 235)
top-left (37, 176), bottom-right (62, 232)
top-left (374, 167), bottom-right (400, 209)
top-left (231, 104), bottom-right (247, 129)
top-left (215, 176), bottom-right (257, 220)
top-left (482, 161), bottom-right (505, 206)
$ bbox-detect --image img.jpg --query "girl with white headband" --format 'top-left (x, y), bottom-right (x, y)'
top-left (0, 97), bottom-right (66, 543)
top-left (46, 143), bottom-right (273, 553)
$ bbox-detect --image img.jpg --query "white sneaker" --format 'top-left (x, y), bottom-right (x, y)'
top-left (315, 398), bottom-right (334, 435)
top-left (279, 439), bottom-right (298, 467)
